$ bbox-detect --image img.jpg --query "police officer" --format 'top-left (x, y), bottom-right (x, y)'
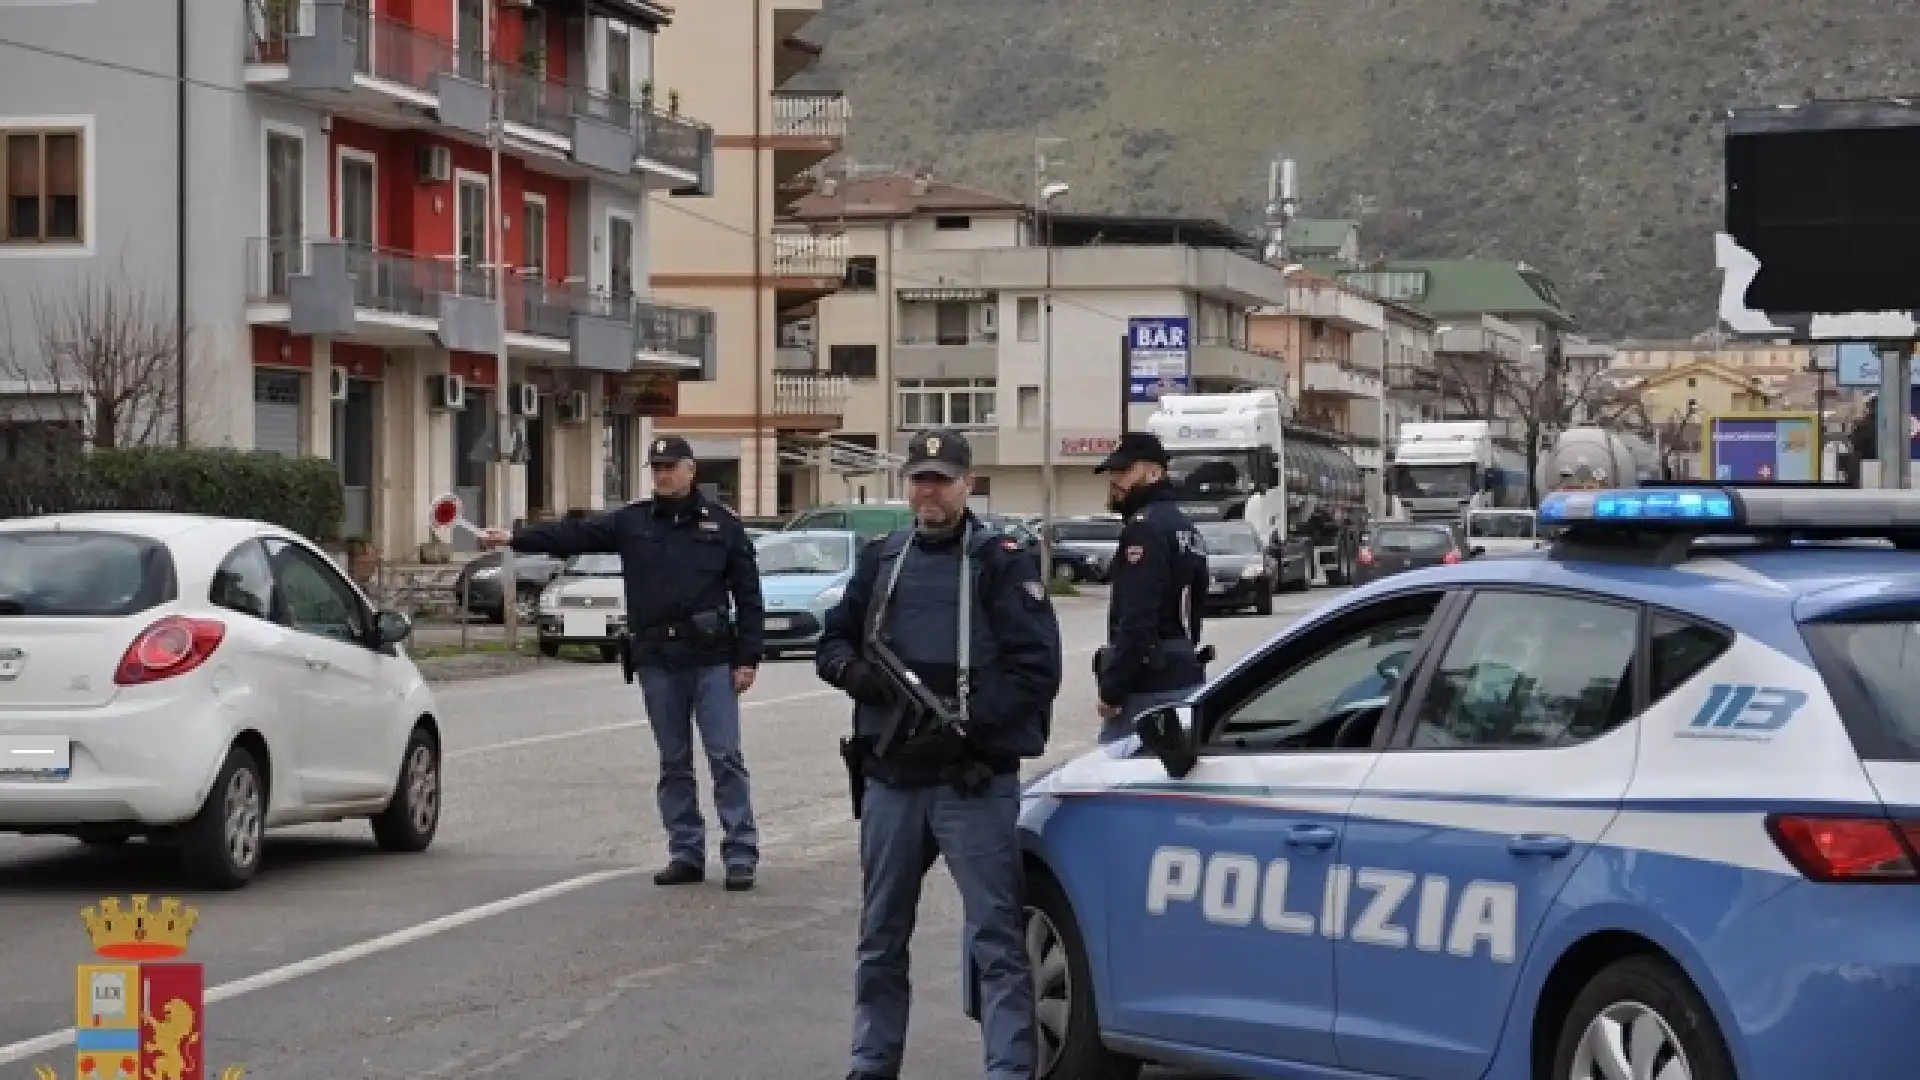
top-left (816, 428), bottom-right (1062, 1080)
top-left (480, 435), bottom-right (766, 891)
top-left (1092, 431), bottom-right (1209, 744)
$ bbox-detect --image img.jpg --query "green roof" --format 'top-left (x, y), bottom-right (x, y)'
top-left (1337, 258), bottom-right (1574, 327)
top-left (1287, 218), bottom-right (1357, 254)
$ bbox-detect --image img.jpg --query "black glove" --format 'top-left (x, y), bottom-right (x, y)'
top-left (839, 660), bottom-right (896, 707)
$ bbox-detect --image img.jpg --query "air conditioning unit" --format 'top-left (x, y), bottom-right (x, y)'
top-left (328, 365), bottom-right (348, 402)
top-left (557, 390), bottom-right (589, 424)
top-left (511, 382), bottom-right (540, 417)
top-left (430, 373), bottom-right (466, 411)
top-left (416, 145), bottom-right (451, 184)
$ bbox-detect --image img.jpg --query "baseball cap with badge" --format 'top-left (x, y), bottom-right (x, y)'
top-left (901, 428), bottom-right (971, 480)
top-left (1093, 431), bottom-right (1170, 474)
top-left (648, 435), bottom-right (694, 465)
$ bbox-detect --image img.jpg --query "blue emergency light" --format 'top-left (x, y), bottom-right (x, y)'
top-left (1538, 487), bottom-right (1738, 527)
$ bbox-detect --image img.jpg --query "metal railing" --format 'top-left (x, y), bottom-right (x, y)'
top-left (634, 298), bottom-right (714, 359)
top-left (638, 108), bottom-right (709, 175)
top-left (771, 233), bottom-right (849, 277)
top-left (772, 94), bottom-right (849, 139)
top-left (246, 238), bottom-right (494, 315)
top-left (897, 332), bottom-right (997, 346)
top-left (772, 373), bottom-right (850, 416)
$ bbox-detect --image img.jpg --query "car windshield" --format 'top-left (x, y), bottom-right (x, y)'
top-left (1053, 520), bottom-right (1123, 543)
top-left (1468, 512), bottom-right (1536, 538)
top-left (1374, 527), bottom-right (1453, 555)
top-left (1199, 525), bottom-right (1261, 555)
top-left (0, 530), bottom-right (174, 617)
top-left (565, 553), bottom-right (624, 576)
top-left (756, 534), bottom-right (852, 575)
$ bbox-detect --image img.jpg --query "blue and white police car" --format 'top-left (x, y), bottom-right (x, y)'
top-left (996, 485), bottom-right (1920, 1080)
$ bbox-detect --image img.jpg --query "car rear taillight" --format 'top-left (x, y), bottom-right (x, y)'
top-left (1442, 550), bottom-right (1460, 564)
top-left (1766, 814), bottom-right (1920, 882)
top-left (1357, 548), bottom-right (1373, 565)
top-left (115, 616), bottom-right (225, 686)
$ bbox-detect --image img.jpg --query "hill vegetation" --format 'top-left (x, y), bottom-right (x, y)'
top-left (790, 0), bottom-right (1913, 335)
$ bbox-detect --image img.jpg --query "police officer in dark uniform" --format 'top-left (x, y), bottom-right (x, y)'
top-left (481, 435), bottom-right (766, 891)
top-left (816, 428), bottom-right (1062, 1080)
top-left (1092, 431), bottom-right (1210, 744)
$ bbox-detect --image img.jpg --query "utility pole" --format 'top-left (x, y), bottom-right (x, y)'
top-left (1875, 343), bottom-right (1911, 490)
top-left (486, 0), bottom-right (518, 645)
top-left (1034, 136), bottom-right (1067, 584)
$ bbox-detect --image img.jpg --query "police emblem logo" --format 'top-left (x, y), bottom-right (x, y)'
top-left (925, 436), bottom-right (941, 455)
top-left (654, 439), bottom-right (667, 453)
top-left (1125, 545), bottom-right (1144, 563)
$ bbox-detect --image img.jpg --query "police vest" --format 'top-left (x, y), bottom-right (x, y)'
top-left (873, 527), bottom-right (1003, 694)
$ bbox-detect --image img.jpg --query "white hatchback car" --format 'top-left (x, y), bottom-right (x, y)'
top-left (0, 512), bottom-right (444, 888)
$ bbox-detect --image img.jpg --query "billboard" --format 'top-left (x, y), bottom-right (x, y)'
top-left (1703, 412), bottom-right (1818, 482)
top-left (1126, 317), bottom-right (1190, 403)
top-left (1835, 342), bottom-right (1920, 389)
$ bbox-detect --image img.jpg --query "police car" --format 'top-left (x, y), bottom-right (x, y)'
top-left (993, 485), bottom-right (1920, 1080)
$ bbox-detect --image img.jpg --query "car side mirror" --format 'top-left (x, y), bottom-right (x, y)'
top-left (374, 609), bottom-right (412, 646)
top-left (1135, 704), bottom-right (1198, 779)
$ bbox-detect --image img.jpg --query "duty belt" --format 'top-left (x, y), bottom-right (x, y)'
top-left (634, 619), bottom-right (721, 643)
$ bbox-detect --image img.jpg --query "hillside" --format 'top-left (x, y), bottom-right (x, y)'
top-left (788, 0), bottom-right (1913, 336)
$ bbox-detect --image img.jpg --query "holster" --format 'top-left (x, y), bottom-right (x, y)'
top-left (839, 735), bottom-right (869, 819)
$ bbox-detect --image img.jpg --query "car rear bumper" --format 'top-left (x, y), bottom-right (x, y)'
top-left (1204, 578), bottom-right (1266, 607)
top-left (0, 688), bottom-right (231, 828)
top-left (764, 611), bottom-right (824, 651)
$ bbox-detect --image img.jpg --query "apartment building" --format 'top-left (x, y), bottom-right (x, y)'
top-left (647, 0), bottom-right (850, 514)
top-left (790, 192), bottom-right (1295, 515)
top-left (0, 0), bottom-right (715, 558)
top-left (1247, 270), bottom-right (1386, 474)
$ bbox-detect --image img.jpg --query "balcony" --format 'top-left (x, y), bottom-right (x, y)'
top-left (771, 94), bottom-right (848, 181)
top-left (894, 332), bottom-right (997, 380)
top-left (1302, 356), bottom-right (1384, 399)
top-left (1190, 336), bottom-right (1288, 392)
top-left (1282, 282), bottom-right (1385, 333)
top-left (504, 280), bottom-right (712, 374)
top-left (774, 36), bottom-right (823, 88)
top-left (771, 372), bottom-right (849, 430)
top-left (245, 0), bottom-right (712, 188)
top-left (770, 233), bottom-right (849, 307)
top-left (246, 237), bottom-right (501, 353)
top-left (776, 345), bottom-right (817, 371)
top-left (635, 299), bottom-right (717, 378)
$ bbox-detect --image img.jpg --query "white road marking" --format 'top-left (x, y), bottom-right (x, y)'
top-left (447, 689), bottom-right (840, 759)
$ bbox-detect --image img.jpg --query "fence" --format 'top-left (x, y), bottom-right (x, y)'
top-left (0, 479), bottom-right (184, 521)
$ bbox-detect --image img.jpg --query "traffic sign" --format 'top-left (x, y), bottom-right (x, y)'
top-left (429, 494), bottom-right (473, 535)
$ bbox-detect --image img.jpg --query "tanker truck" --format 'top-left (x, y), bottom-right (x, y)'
top-left (1536, 427), bottom-right (1661, 494)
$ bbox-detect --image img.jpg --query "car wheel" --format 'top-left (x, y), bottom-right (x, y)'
top-left (179, 746), bottom-right (266, 889)
top-left (538, 640), bottom-right (561, 658)
top-left (1553, 955), bottom-right (1736, 1080)
top-left (1255, 584), bottom-right (1274, 616)
top-left (1028, 874), bottom-right (1141, 1080)
top-left (371, 726), bottom-right (441, 853)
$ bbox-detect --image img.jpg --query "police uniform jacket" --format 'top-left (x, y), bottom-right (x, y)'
top-left (816, 513), bottom-right (1062, 787)
top-left (509, 491), bottom-right (764, 669)
top-left (1099, 480), bottom-right (1208, 705)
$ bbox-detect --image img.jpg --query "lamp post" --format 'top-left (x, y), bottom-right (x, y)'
top-left (1035, 173), bottom-right (1068, 584)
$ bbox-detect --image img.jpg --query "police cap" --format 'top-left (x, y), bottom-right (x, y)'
top-left (902, 428), bottom-right (972, 480)
top-left (1094, 431), bottom-right (1170, 474)
top-left (648, 435), bottom-right (694, 465)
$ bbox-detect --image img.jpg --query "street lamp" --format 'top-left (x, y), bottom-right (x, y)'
top-left (1037, 179), bottom-right (1069, 583)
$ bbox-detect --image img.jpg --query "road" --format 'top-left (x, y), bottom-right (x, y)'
top-left (0, 588), bottom-right (1343, 1080)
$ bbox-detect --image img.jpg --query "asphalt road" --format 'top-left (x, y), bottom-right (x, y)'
top-left (0, 587), bottom-right (1346, 1080)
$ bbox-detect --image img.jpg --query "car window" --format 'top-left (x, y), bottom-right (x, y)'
top-left (1198, 526), bottom-right (1261, 555)
top-left (1804, 619), bottom-right (1920, 760)
top-left (1375, 528), bottom-right (1453, 555)
top-left (1205, 597), bottom-right (1442, 752)
top-left (1054, 520), bottom-right (1124, 543)
top-left (1407, 591), bottom-right (1638, 749)
top-left (1648, 613), bottom-right (1732, 702)
top-left (209, 540), bottom-right (275, 621)
top-left (756, 533), bottom-right (853, 574)
top-left (1467, 513), bottom-right (1535, 539)
top-left (265, 539), bottom-right (366, 644)
top-left (566, 552), bottom-right (624, 576)
top-left (797, 510), bottom-right (847, 530)
top-left (0, 530), bottom-right (175, 617)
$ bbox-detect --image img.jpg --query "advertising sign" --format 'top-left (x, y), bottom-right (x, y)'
top-left (1704, 413), bottom-right (1818, 482)
top-left (1835, 342), bottom-right (1920, 388)
top-left (1127, 317), bottom-right (1190, 403)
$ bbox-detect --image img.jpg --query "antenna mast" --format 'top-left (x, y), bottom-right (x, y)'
top-left (1262, 156), bottom-right (1298, 263)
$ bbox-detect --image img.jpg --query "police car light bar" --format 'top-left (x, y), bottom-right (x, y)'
top-left (1540, 485), bottom-right (1920, 542)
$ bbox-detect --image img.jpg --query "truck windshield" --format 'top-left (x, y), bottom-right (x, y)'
top-left (1394, 462), bottom-right (1477, 499)
top-left (1166, 450), bottom-right (1257, 500)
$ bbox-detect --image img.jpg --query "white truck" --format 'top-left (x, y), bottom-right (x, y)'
top-left (1535, 427), bottom-right (1662, 494)
top-left (1391, 421), bottom-right (1529, 522)
top-left (1146, 390), bottom-right (1365, 589)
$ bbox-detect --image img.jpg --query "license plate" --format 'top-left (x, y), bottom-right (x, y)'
top-left (766, 616), bottom-right (792, 630)
top-left (0, 735), bottom-right (70, 779)
top-left (562, 612), bottom-right (605, 639)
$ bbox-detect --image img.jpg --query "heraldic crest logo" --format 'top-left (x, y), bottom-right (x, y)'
top-left (35, 896), bottom-right (244, 1080)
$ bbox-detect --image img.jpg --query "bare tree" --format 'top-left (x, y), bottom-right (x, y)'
top-left (0, 270), bottom-right (188, 451)
top-left (1435, 350), bottom-right (1656, 501)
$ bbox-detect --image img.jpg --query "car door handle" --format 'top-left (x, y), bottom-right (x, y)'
top-left (1508, 833), bottom-right (1574, 858)
top-left (1285, 824), bottom-right (1339, 849)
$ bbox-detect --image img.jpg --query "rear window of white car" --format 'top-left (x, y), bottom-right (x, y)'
top-left (1374, 527), bottom-right (1453, 555)
top-left (1805, 620), bottom-right (1920, 760)
top-left (0, 530), bottom-right (176, 617)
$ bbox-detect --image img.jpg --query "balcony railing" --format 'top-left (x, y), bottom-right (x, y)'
top-left (772, 373), bottom-right (849, 416)
top-left (634, 299), bottom-right (714, 360)
top-left (773, 94), bottom-right (849, 139)
top-left (771, 233), bottom-right (848, 278)
top-left (897, 332), bottom-right (997, 346)
top-left (246, 237), bottom-right (492, 315)
top-left (249, 2), bottom-right (463, 99)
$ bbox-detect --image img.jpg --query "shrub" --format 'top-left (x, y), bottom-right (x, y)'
top-left (64, 447), bottom-right (346, 543)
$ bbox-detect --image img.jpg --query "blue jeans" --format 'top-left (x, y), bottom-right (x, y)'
top-left (635, 664), bottom-right (759, 872)
top-left (853, 772), bottom-right (1031, 1080)
top-left (1099, 683), bottom-right (1200, 745)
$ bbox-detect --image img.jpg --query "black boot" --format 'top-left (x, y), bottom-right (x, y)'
top-left (653, 861), bottom-right (705, 886)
